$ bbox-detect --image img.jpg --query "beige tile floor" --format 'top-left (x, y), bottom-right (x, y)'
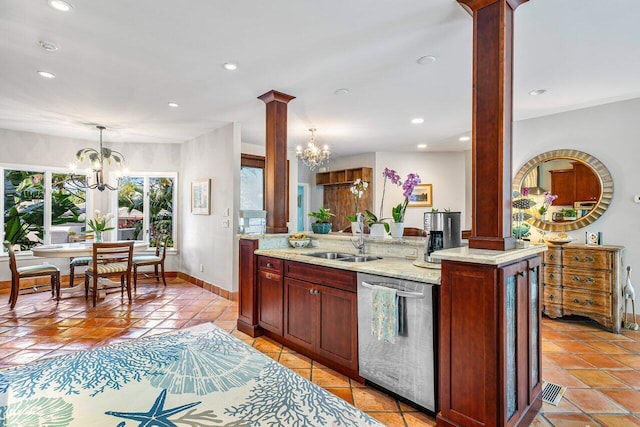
top-left (0, 278), bottom-right (638, 426)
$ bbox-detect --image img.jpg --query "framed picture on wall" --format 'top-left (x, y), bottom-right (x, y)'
top-left (408, 183), bottom-right (433, 207)
top-left (191, 179), bottom-right (211, 215)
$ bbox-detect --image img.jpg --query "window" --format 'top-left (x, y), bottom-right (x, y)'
top-left (240, 154), bottom-right (265, 210)
top-left (117, 174), bottom-right (176, 247)
top-left (2, 167), bottom-right (87, 251)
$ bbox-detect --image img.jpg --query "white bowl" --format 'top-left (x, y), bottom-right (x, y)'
top-left (289, 237), bottom-right (311, 248)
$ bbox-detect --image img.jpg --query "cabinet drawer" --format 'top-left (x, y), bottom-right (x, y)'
top-left (543, 285), bottom-right (562, 305)
top-left (562, 267), bottom-right (611, 293)
top-left (284, 261), bottom-right (356, 292)
top-left (544, 248), bottom-right (562, 265)
top-left (563, 289), bottom-right (610, 317)
top-left (258, 256), bottom-right (283, 274)
top-left (563, 249), bottom-right (611, 270)
top-left (543, 266), bottom-right (562, 286)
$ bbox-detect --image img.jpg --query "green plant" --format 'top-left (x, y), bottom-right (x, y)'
top-left (308, 207), bottom-right (335, 223)
top-left (364, 210), bottom-right (390, 233)
top-left (562, 208), bottom-right (577, 218)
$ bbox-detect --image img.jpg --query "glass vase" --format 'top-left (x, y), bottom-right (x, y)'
top-left (94, 230), bottom-right (103, 243)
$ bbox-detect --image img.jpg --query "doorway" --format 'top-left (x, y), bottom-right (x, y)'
top-left (297, 184), bottom-right (309, 232)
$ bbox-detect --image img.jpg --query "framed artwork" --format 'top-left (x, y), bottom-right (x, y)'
top-left (191, 179), bottom-right (211, 215)
top-left (408, 183), bottom-right (433, 207)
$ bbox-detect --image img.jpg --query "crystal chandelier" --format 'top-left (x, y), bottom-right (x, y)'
top-left (296, 128), bottom-right (331, 170)
top-left (67, 125), bottom-right (126, 191)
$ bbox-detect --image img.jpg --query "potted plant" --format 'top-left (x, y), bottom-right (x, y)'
top-left (561, 208), bottom-right (577, 221)
top-left (389, 172), bottom-right (421, 238)
top-left (308, 207), bottom-right (335, 234)
top-left (346, 179), bottom-right (368, 235)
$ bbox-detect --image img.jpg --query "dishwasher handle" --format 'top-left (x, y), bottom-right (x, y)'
top-left (361, 281), bottom-right (424, 299)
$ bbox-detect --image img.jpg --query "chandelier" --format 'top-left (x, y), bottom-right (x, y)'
top-left (68, 125), bottom-right (126, 191)
top-left (296, 128), bottom-right (331, 170)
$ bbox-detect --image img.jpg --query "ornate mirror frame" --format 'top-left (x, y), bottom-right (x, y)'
top-left (512, 149), bottom-right (613, 232)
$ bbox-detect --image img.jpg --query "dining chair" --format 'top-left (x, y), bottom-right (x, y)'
top-left (68, 234), bottom-right (92, 288)
top-left (403, 227), bottom-right (428, 237)
top-left (3, 241), bottom-right (60, 309)
top-left (133, 236), bottom-right (169, 290)
top-left (84, 241), bottom-right (134, 307)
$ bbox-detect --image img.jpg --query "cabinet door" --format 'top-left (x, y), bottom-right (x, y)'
top-left (238, 239), bottom-right (258, 334)
top-left (316, 285), bottom-right (358, 371)
top-left (573, 162), bottom-right (600, 202)
top-left (550, 169), bottom-right (574, 205)
top-left (257, 271), bottom-right (284, 335)
top-left (284, 277), bottom-right (316, 350)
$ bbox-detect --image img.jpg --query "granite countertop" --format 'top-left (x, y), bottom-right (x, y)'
top-left (254, 247), bottom-right (441, 284)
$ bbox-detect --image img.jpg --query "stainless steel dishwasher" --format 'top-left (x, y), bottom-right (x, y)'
top-left (357, 272), bottom-right (437, 413)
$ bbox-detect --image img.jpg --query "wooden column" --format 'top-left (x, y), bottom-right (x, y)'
top-left (258, 90), bottom-right (295, 234)
top-left (460, 0), bottom-right (527, 251)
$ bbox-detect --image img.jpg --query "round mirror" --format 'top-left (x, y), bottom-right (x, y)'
top-left (512, 149), bottom-right (613, 231)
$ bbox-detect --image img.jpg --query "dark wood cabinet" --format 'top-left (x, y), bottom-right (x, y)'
top-left (257, 256), bottom-right (284, 335)
top-left (315, 167), bottom-right (373, 231)
top-left (573, 162), bottom-right (600, 202)
top-left (550, 169), bottom-right (574, 206)
top-left (438, 255), bottom-right (541, 427)
top-left (550, 162), bottom-right (601, 207)
top-left (284, 261), bottom-right (358, 372)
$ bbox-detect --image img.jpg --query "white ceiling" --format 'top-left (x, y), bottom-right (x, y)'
top-left (1, 0), bottom-right (639, 156)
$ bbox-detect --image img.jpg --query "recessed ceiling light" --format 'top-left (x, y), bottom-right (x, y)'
top-left (37, 71), bottom-right (56, 79)
top-left (411, 118), bottom-right (424, 124)
top-left (39, 40), bottom-right (59, 52)
top-left (167, 102), bottom-right (179, 108)
top-left (417, 144), bottom-right (427, 149)
top-left (223, 62), bottom-right (237, 71)
top-left (48, 0), bottom-right (72, 12)
top-left (529, 89), bottom-right (547, 96)
top-left (459, 136), bottom-right (471, 141)
top-left (416, 55), bottom-right (436, 65)
top-left (334, 88), bottom-right (350, 96)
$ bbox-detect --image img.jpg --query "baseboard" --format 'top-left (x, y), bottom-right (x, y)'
top-left (177, 272), bottom-right (238, 302)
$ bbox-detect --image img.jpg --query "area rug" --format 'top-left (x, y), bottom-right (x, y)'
top-left (0, 323), bottom-right (382, 426)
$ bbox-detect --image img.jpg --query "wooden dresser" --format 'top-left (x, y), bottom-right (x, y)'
top-left (542, 244), bottom-right (624, 333)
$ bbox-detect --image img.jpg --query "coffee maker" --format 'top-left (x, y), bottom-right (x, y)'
top-left (424, 212), bottom-right (462, 262)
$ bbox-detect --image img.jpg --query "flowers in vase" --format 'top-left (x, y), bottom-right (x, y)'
top-left (537, 191), bottom-right (558, 217)
top-left (84, 210), bottom-right (115, 234)
top-left (346, 179), bottom-right (369, 222)
top-left (391, 173), bottom-right (421, 223)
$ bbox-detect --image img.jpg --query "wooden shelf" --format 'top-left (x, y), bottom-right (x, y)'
top-left (315, 167), bottom-right (372, 186)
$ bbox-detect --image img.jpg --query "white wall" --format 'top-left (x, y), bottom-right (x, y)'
top-left (374, 152), bottom-right (467, 229)
top-left (180, 124), bottom-right (240, 291)
top-left (513, 97), bottom-right (640, 298)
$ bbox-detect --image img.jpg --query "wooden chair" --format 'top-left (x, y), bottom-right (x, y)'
top-left (403, 227), bottom-right (428, 237)
top-left (133, 236), bottom-right (169, 290)
top-left (3, 241), bottom-right (60, 309)
top-left (84, 242), bottom-right (134, 307)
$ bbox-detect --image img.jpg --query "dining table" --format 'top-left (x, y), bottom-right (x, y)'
top-left (31, 241), bottom-right (149, 298)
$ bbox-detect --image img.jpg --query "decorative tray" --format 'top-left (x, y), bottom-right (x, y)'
top-left (412, 260), bottom-right (442, 270)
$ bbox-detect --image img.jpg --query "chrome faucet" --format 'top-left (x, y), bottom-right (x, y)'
top-left (351, 212), bottom-right (366, 255)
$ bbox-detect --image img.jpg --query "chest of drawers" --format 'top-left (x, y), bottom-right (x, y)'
top-left (542, 244), bottom-right (624, 333)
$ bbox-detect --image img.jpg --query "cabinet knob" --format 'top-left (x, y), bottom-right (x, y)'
top-left (550, 254), bottom-right (555, 260)
top-left (573, 256), bottom-right (580, 261)
top-left (550, 273), bottom-right (555, 279)
top-left (585, 256), bottom-right (595, 262)
top-left (309, 289), bottom-right (319, 295)
top-left (574, 298), bottom-right (580, 304)
top-left (266, 263), bottom-right (273, 268)
top-left (265, 273), bottom-right (272, 280)
top-left (550, 294), bottom-right (555, 300)
top-left (518, 271), bottom-right (527, 278)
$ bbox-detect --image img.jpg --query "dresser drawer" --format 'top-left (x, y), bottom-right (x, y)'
top-left (544, 248), bottom-right (562, 265)
top-left (543, 285), bottom-right (562, 306)
top-left (562, 267), bottom-right (611, 293)
top-left (543, 266), bottom-right (562, 286)
top-left (257, 256), bottom-right (284, 274)
top-left (563, 289), bottom-right (611, 317)
top-left (563, 248), bottom-right (611, 270)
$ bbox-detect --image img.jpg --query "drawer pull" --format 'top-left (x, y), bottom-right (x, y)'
top-left (550, 273), bottom-right (555, 279)
top-left (309, 289), bottom-right (319, 295)
top-left (573, 256), bottom-right (580, 261)
top-left (586, 300), bottom-right (595, 306)
top-left (549, 254), bottom-right (555, 260)
top-left (574, 298), bottom-right (580, 304)
top-left (550, 294), bottom-right (555, 300)
top-left (585, 277), bottom-right (595, 283)
top-left (265, 273), bottom-right (272, 280)
top-left (266, 263), bottom-right (273, 268)
top-left (518, 271), bottom-right (527, 278)
top-left (585, 256), bottom-right (595, 262)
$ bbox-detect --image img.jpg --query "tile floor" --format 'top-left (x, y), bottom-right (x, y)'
top-left (0, 278), bottom-right (638, 426)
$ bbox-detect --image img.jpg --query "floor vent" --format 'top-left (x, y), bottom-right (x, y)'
top-left (542, 381), bottom-right (566, 406)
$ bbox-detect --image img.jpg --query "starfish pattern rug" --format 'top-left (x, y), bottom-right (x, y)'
top-left (0, 323), bottom-right (382, 426)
